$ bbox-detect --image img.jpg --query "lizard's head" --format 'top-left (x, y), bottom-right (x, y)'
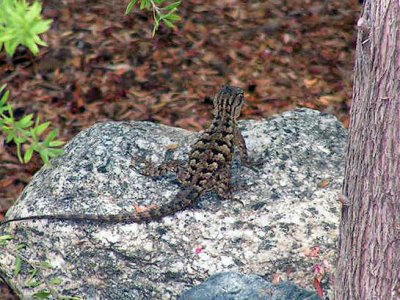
top-left (213, 85), bottom-right (244, 120)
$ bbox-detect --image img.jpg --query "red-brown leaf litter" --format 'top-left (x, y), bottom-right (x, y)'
top-left (0, 0), bottom-right (361, 297)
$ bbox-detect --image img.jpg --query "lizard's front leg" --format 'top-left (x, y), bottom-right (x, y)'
top-left (131, 156), bottom-right (183, 178)
top-left (215, 168), bottom-right (245, 206)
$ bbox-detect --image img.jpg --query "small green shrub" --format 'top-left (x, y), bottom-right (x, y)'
top-left (0, 0), bottom-right (52, 56)
top-left (0, 85), bottom-right (64, 165)
top-left (126, 0), bottom-right (181, 36)
top-left (0, 234), bottom-right (81, 299)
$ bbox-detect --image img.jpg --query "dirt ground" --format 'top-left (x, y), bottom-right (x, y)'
top-left (0, 0), bottom-right (361, 298)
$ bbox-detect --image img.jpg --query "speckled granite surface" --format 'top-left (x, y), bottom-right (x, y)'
top-left (0, 109), bottom-right (346, 299)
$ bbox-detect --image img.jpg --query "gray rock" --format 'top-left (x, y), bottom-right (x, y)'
top-left (0, 109), bottom-right (346, 299)
top-left (179, 272), bottom-right (320, 300)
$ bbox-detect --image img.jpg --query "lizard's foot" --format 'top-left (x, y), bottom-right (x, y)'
top-left (218, 193), bottom-right (245, 207)
top-left (216, 185), bottom-right (245, 207)
top-left (131, 156), bottom-right (183, 178)
top-left (130, 156), bottom-right (155, 176)
top-left (217, 189), bottom-right (232, 200)
top-left (231, 198), bottom-right (245, 207)
top-left (243, 159), bottom-right (262, 173)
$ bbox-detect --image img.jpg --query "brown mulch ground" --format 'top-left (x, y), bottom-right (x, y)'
top-left (0, 0), bottom-right (361, 298)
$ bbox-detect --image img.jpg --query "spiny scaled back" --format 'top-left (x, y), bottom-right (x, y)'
top-left (1, 85), bottom-right (252, 225)
top-left (186, 85), bottom-right (246, 196)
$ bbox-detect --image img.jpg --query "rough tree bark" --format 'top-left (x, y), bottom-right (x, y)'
top-left (334, 1), bottom-right (400, 299)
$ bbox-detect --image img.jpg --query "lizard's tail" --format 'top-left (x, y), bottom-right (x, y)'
top-left (0, 187), bottom-right (202, 225)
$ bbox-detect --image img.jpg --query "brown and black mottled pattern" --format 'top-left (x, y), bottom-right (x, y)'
top-left (1, 85), bottom-right (254, 225)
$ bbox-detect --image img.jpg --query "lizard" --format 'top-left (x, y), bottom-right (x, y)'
top-left (0, 85), bottom-right (255, 226)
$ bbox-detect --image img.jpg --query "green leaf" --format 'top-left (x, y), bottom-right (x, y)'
top-left (27, 268), bottom-right (38, 279)
top-left (0, 88), bottom-right (9, 106)
top-left (48, 148), bottom-right (64, 158)
top-left (164, 1), bottom-right (181, 11)
top-left (140, 0), bottom-right (151, 10)
top-left (25, 37), bottom-right (40, 55)
top-left (39, 149), bottom-right (49, 164)
top-left (18, 114), bottom-right (34, 128)
top-left (14, 255), bottom-right (22, 276)
top-left (164, 12), bottom-right (181, 21)
top-left (45, 128), bottom-right (59, 143)
top-left (24, 147), bottom-right (34, 163)
top-left (49, 278), bottom-right (62, 285)
top-left (32, 34), bottom-right (48, 47)
top-left (16, 243), bottom-right (27, 250)
top-left (0, 84), bottom-right (6, 94)
top-left (30, 142), bottom-right (40, 152)
top-left (0, 93), bottom-right (10, 107)
top-left (125, 0), bottom-right (139, 14)
top-left (0, 234), bottom-right (13, 241)
top-left (26, 1), bottom-right (42, 22)
top-left (25, 268), bottom-right (41, 288)
top-left (5, 132), bottom-right (14, 143)
top-left (0, 234), bottom-right (13, 245)
top-left (26, 279), bottom-right (43, 288)
top-left (49, 140), bottom-right (65, 147)
top-left (162, 18), bottom-right (174, 28)
top-left (4, 37), bottom-right (19, 57)
top-left (39, 261), bottom-right (54, 269)
top-left (162, 18), bottom-right (175, 28)
top-left (35, 121), bottom-right (50, 136)
top-left (6, 104), bottom-right (14, 118)
top-left (35, 115), bottom-right (41, 127)
top-left (33, 290), bottom-right (51, 299)
top-left (2, 115), bottom-right (15, 125)
top-left (0, 33), bottom-right (14, 43)
top-left (31, 20), bottom-right (51, 35)
top-left (14, 135), bottom-right (27, 144)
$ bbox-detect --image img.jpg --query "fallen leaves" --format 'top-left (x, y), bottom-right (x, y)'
top-left (0, 0), bottom-right (360, 240)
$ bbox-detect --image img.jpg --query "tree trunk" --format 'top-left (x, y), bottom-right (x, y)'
top-left (334, 1), bottom-right (400, 299)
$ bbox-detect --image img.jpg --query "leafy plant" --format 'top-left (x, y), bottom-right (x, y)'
top-left (0, 84), bottom-right (65, 165)
top-left (0, 0), bottom-right (52, 56)
top-left (0, 235), bottom-right (81, 299)
top-left (126, 0), bottom-right (181, 36)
